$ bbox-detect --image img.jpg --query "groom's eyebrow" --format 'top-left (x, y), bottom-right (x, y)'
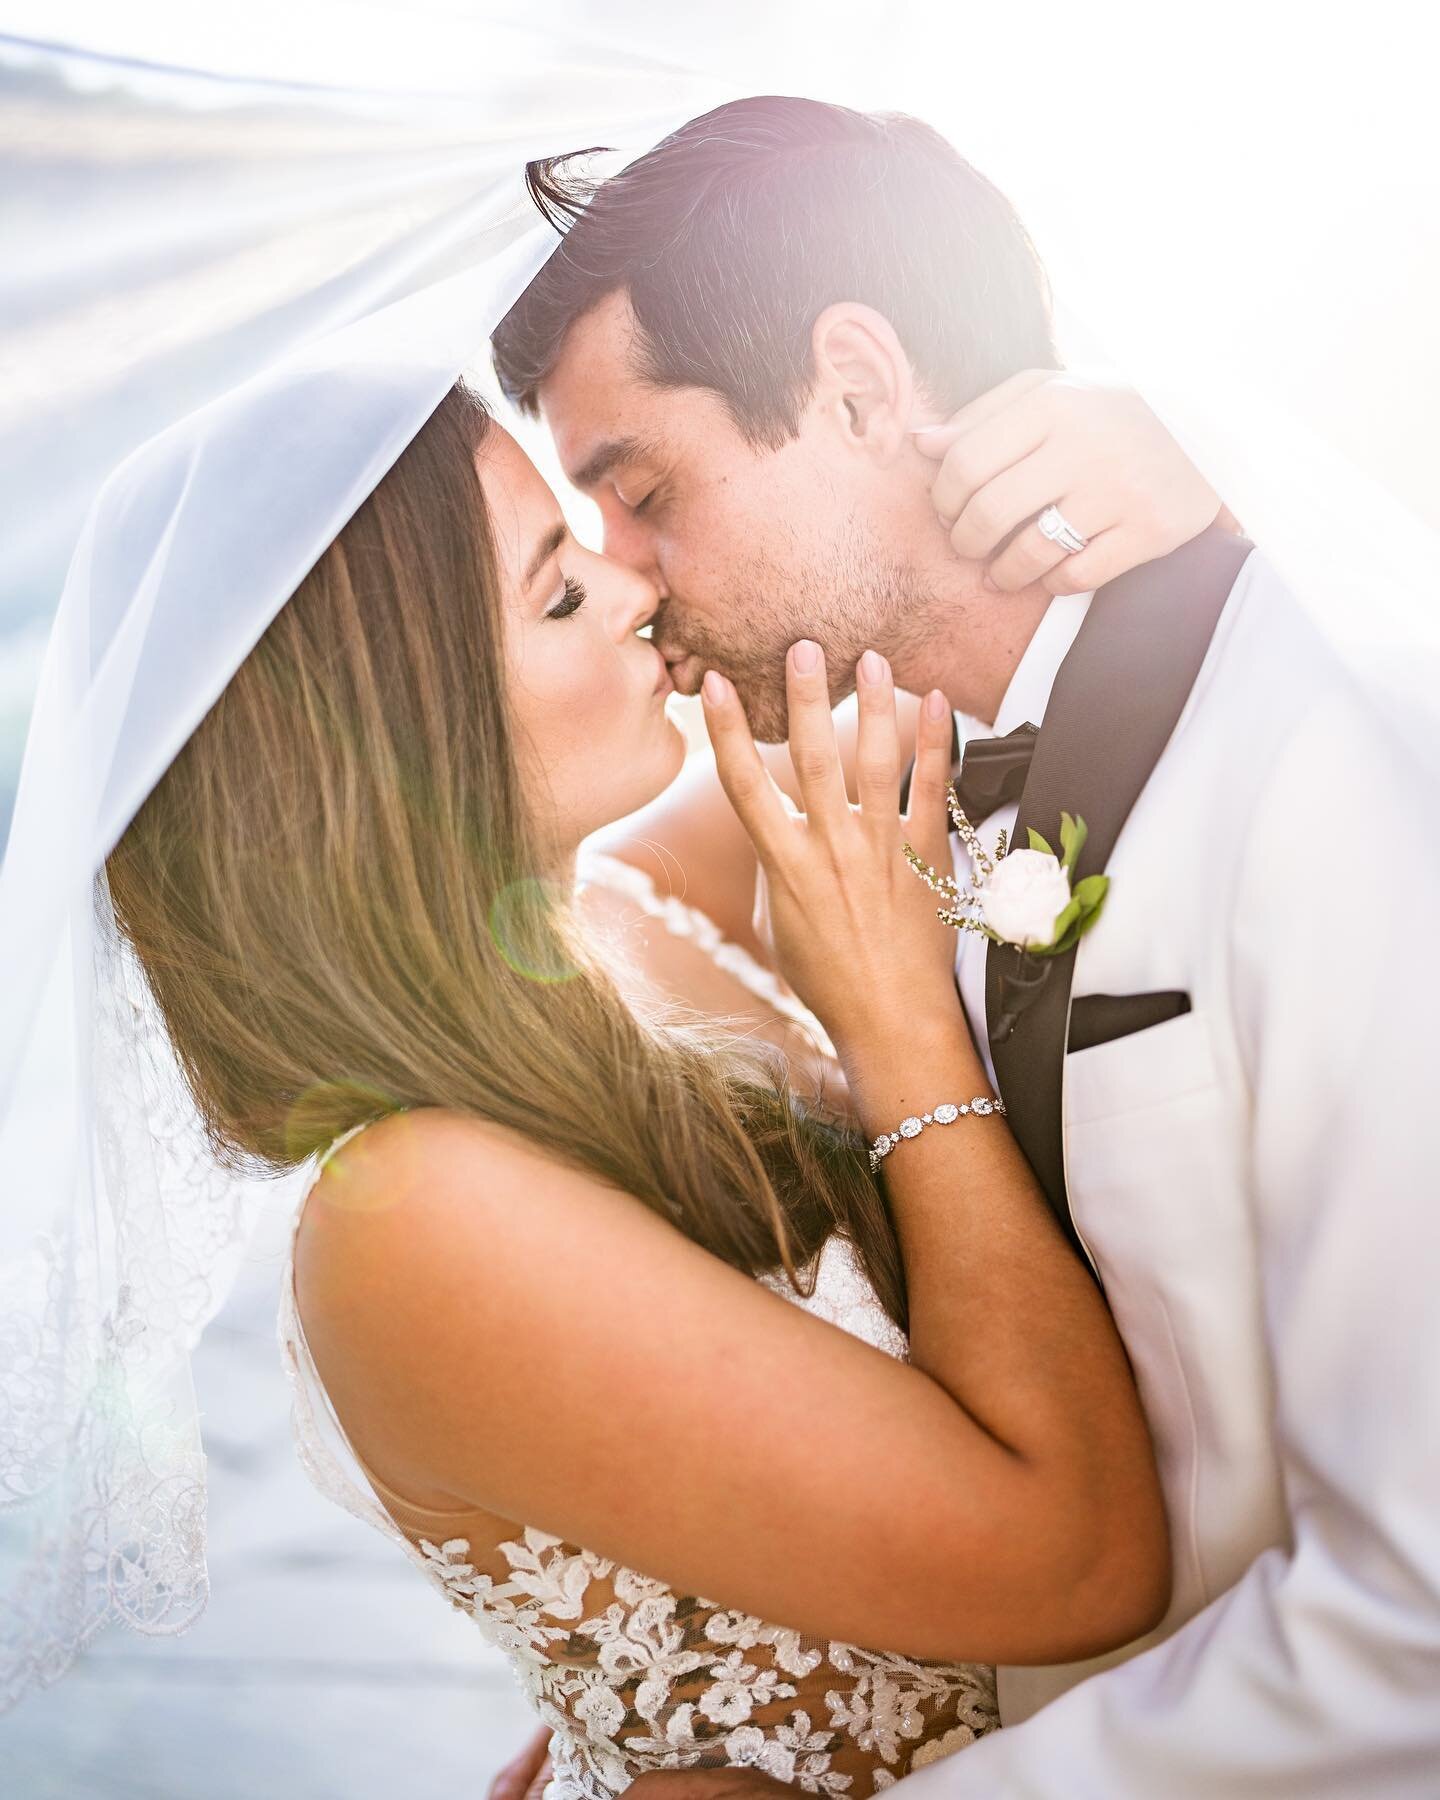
top-left (570, 434), bottom-right (661, 492)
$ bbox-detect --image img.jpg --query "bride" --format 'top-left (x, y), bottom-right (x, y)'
top-left (104, 376), bottom-right (1213, 1796)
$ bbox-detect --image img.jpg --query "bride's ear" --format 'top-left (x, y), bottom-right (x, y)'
top-left (809, 303), bottom-right (916, 464)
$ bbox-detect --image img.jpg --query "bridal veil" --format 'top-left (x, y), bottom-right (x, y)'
top-left (1, 1), bottom-right (1435, 1713)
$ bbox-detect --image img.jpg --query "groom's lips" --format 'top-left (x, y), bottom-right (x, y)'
top-left (662, 652), bottom-right (703, 697)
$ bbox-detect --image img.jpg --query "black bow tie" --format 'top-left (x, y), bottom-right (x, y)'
top-left (951, 722), bottom-right (1040, 826)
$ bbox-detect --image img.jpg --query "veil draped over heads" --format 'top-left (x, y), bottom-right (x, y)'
top-left (1, 2), bottom-right (1436, 1712)
top-left (0, 22), bottom-right (724, 1710)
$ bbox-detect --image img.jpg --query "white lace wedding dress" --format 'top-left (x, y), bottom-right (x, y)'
top-left (277, 852), bottom-right (999, 1798)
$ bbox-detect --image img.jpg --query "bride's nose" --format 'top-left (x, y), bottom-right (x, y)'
top-left (604, 566), bottom-right (663, 646)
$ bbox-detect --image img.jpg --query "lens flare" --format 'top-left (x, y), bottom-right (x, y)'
top-left (487, 878), bottom-right (580, 984)
top-left (282, 1078), bottom-right (403, 1196)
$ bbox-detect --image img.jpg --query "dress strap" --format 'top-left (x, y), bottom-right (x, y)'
top-left (276, 1260), bottom-right (407, 1545)
top-left (347, 1457), bottom-right (478, 1530)
top-left (578, 849), bottom-right (835, 1056)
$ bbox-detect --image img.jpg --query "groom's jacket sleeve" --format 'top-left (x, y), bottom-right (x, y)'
top-left (898, 673), bottom-right (1440, 1794)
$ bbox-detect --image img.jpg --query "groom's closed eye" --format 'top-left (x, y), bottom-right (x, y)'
top-left (619, 483), bottom-right (662, 517)
top-left (570, 433), bottom-right (665, 494)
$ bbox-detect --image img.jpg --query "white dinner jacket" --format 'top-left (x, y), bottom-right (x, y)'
top-left (915, 551), bottom-right (1440, 1794)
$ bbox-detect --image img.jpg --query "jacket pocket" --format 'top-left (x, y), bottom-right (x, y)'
top-left (1065, 1006), bottom-right (1218, 1127)
top-left (1068, 988), bottom-right (1190, 1054)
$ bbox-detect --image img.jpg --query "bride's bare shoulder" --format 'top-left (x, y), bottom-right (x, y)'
top-left (294, 1107), bottom-right (663, 1320)
top-left (291, 1107), bottom-right (685, 1501)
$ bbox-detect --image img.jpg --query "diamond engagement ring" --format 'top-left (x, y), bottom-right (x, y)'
top-left (1037, 503), bottom-right (1089, 555)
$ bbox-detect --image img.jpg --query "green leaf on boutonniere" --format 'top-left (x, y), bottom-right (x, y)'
top-left (1026, 828), bottom-right (1055, 855)
top-left (1059, 811), bottom-right (1088, 872)
top-left (1048, 896), bottom-right (1083, 944)
top-left (1070, 875), bottom-right (1111, 943)
top-left (1034, 872), bottom-right (1112, 958)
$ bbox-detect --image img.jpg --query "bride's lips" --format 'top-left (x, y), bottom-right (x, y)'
top-left (651, 646), bottom-right (675, 698)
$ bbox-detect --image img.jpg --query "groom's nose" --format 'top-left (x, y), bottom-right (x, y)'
top-left (600, 504), bottom-right (663, 586)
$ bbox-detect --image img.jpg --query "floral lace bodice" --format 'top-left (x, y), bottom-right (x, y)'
top-left (277, 856), bottom-right (998, 1797)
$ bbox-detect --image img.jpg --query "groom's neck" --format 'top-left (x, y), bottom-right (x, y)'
top-left (895, 563), bottom-right (1054, 725)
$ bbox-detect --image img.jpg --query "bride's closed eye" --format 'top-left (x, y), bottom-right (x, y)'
top-left (546, 575), bottom-right (588, 621)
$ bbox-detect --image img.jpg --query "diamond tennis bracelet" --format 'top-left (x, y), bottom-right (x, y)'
top-left (868, 1096), bottom-right (1007, 1174)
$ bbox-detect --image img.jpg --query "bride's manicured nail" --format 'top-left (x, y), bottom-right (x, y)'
top-left (925, 688), bottom-right (948, 721)
top-left (858, 649), bottom-right (885, 685)
top-left (791, 639), bottom-right (820, 673)
top-left (702, 670), bottom-right (730, 704)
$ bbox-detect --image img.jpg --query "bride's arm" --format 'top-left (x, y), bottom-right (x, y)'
top-left (296, 648), bottom-right (1168, 1669)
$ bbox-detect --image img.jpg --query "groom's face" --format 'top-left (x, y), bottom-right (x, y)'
top-left (537, 291), bottom-right (940, 741)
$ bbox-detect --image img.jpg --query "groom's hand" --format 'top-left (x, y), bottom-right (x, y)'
top-left (914, 368), bottom-right (1228, 596)
top-left (627, 1772), bottom-right (792, 1800)
top-left (487, 1725), bottom-right (552, 1800)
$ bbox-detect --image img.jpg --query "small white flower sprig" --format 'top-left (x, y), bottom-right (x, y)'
top-left (903, 784), bottom-right (1110, 957)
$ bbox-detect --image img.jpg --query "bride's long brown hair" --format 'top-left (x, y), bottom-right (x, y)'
top-left (106, 384), bottom-right (906, 1325)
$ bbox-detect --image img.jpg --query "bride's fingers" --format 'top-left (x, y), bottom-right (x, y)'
top-left (702, 671), bottom-right (790, 859)
top-left (909, 369), bottom-right (1049, 459)
top-left (783, 640), bottom-right (850, 836)
top-left (751, 865), bottom-right (775, 959)
top-left (904, 689), bottom-right (956, 870)
top-left (947, 447), bottom-right (1077, 563)
top-left (923, 392), bottom-right (1050, 527)
top-left (853, 650), bottom-right (899, 825)
top-left (1033, 524), bottom-right (1148, 597)
top-left (983, 495), bottom-right (1105, 592)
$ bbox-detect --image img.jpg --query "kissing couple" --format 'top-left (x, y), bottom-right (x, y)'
top-left (88, 96), bottom-right (1440, 1797)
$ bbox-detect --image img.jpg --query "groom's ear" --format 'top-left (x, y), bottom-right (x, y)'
top-left (809, 303), bottom-right (916, 464)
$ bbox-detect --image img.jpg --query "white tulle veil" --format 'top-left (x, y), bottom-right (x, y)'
top-left (1, 1), bottom-right (1435, 1713)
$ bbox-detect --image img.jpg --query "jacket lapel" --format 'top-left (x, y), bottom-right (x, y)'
top-left (985, 527), bottom-right (1253, 1255)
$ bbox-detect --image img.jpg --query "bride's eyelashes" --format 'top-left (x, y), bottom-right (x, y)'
top-left (546, 575), bottom-right (589, 621)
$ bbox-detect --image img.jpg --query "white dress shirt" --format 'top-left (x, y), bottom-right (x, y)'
top-left (951, 593), bottom-right (1093, 1087)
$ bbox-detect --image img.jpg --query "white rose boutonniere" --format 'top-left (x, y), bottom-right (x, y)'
top-left (903, 791), bottom-right (1110, 959)
top-left (979, 847), bottom-right (1075, 950)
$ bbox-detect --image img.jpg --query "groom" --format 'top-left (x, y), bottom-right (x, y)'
top-left (491, 98), bottom-right (1440, 1793)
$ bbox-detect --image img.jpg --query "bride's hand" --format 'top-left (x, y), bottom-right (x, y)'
top-left (915, 369), bottom-right (1237, 596)
top-left (702, 641), bottom-right (962, 1054)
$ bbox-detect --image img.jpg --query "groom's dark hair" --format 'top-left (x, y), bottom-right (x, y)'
top-left (492, 95), bottom-right (1058, 450)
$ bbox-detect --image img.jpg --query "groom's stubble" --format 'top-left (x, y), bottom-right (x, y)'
top-left (655, 515), bottom-right (950, 743)
top-left (529, 296), bottom-right (1053, 738)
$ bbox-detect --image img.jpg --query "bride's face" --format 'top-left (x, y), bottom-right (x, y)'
top-left (476, 424), bottom-right (685, 851)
